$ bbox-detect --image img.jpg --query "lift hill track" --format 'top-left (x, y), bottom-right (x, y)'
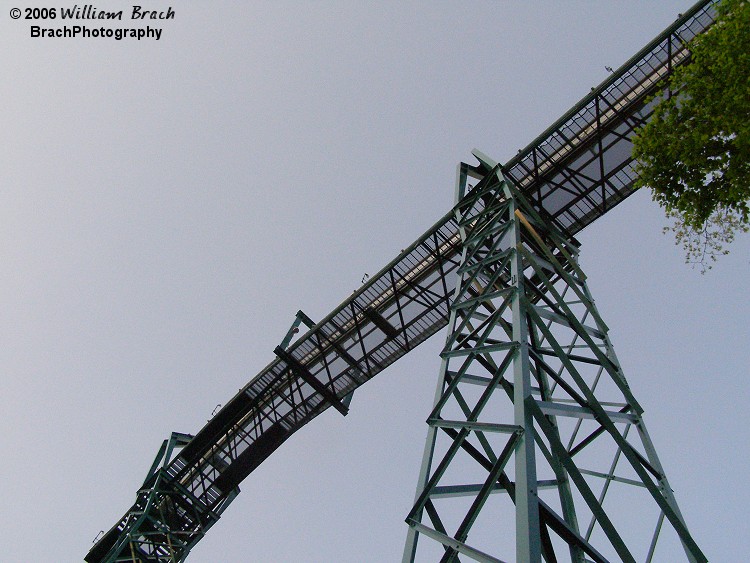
top-left (87, 2), bottom-right (717, 560)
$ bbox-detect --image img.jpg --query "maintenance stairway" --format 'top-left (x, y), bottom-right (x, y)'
top-left (87, 2), bottom-right (717, 561)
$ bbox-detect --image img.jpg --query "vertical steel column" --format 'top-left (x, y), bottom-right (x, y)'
top-left (402, 156), bottom-right (707, 562)
top-left (507, 186), bottom-right (542, 562)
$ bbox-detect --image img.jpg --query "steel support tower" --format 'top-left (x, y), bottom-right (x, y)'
top-left (402, 155), bottom-right (705, 562)
top-left (88, 2), bottom-right (718, 561)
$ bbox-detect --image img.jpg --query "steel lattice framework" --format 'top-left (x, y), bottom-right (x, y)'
top-left (402, 158), bottom-right (705, 562)
top-left (87, 1), bottom-right (717, 561)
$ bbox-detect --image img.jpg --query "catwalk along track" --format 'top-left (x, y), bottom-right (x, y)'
top-left (87, 2), bottom-right (717, 561)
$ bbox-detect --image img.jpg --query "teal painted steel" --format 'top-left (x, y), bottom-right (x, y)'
top-left (88, 2), bottom-right (718, 561)
top-left (404, 173), bottom-right (706, 561)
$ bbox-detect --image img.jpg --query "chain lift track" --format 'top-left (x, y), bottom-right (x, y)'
top-left (87, 2), bottom-right (717, 561)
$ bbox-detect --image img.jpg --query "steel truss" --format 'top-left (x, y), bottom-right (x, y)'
top-left (403, 159), bottom-right (706, 563)
top-left (88, 3), bottom-right (719, 561)
top-left (87, 433), bottom-right (239, 563)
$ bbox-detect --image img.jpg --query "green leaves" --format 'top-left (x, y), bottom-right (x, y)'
top-left (632, 0), bottom-right (750, 270)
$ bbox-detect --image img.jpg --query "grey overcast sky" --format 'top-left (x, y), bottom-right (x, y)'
top-left (1, 1), bottom-right (748, 561)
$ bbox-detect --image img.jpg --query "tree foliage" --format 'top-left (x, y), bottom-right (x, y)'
top-left (632, 0), bottom-right (750, 271)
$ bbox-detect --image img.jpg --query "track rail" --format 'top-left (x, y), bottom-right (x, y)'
top-left (87, 2), bottom-right (717, 560)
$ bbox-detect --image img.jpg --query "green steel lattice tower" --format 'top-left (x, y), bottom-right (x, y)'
top-left (87, 3), bottom-right (719, 560)
top-left (402, 154), bottom-right (707, 563)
